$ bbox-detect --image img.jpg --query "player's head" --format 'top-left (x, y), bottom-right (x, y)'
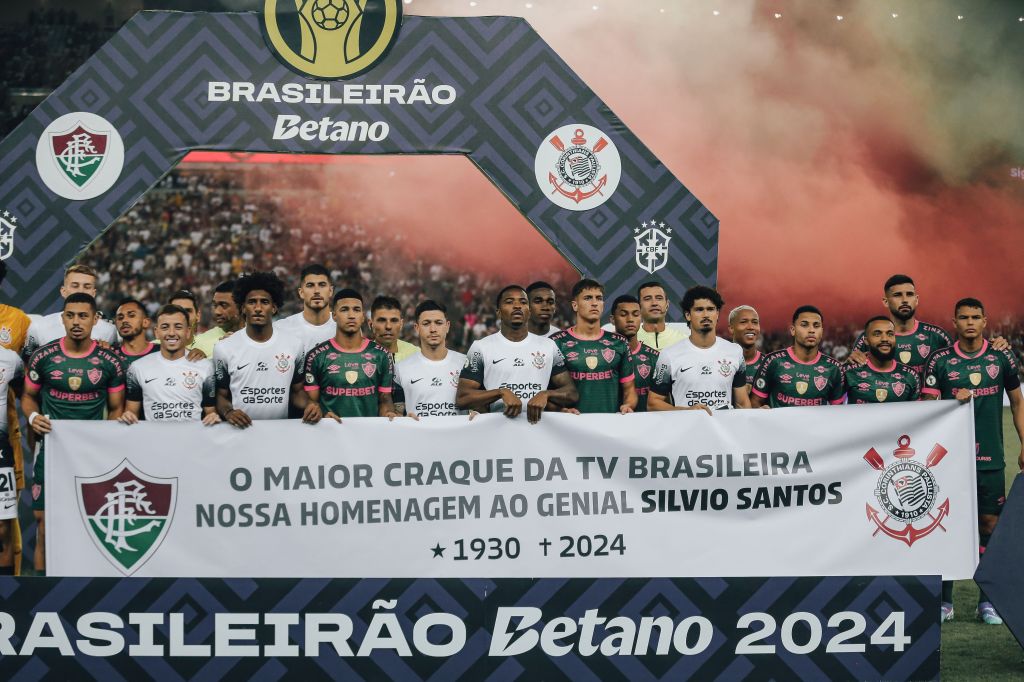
top-left (233, 271), bottom-right (285, 329)
top-left (611, 294), bottom-right (641, 340)
top-left (414, 300), bottom-right (450, 351)
top-left (332, 288), bottom-right (365, 335)
top-left (115, 298), bottom-right (150, 341)
top-left (526, 281), bottom-right (557, 328)
top-left (863, 315), bottom-right (896, 363)
top-left (212, 280), bottom-right (241, 331)
top-left (154, 304), bottom-right (190, 353)
top-left (495, 285), bottom-right (529, 329)
top-left (681, 286), bottom-right (724, 332)
top-left (62, 292), bottom-right (98, 341)
top-left (637, 281), bottom-right (669, 323)
top-left (169, 289), bottom-right (200, 333)
top-left (790, 305), bottom-right (824, 351)
top-left (882, 274), bottom-right (918, 322)
top-left (60, 264), bottom-right (98, 299)
top-left (298, 264), bottom-right (333, 313)
top-left (570, 279), bottom-right (604, 324)
top-left (953, 297), bottom-right (986, 340)
top-left (728, 305), bottom-right (760, 350)
top-left (370, 295), bottom-right (403, 347)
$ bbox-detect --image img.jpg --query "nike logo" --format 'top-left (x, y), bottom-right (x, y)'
top-left (236, 364), bottom-right (250, 371)
top-left (679, 367), bottom-right (692, 374)
top-left (410, 378), bottom-right (423, 384)
top-left (492, 359), bottom-right (505, 364)
top-left (2, 502), bottom-right (14, 510)
top-left (144, 378), bottom-right (158, 384)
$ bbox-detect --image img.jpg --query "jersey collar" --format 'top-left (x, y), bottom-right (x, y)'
top-left (60, 338), bottom-right (96, 358)
top-left (786, 347), bottom-right (821, 365)
top-left (330, 337), bottom-right (370, 354)
top-left (953, 338), bottom-right (988, 359)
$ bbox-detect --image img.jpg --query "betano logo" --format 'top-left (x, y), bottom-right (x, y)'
top-left (263, 0), bottom-right (403, 79)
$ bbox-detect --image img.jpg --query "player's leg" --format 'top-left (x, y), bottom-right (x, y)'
top-left (0, 439), bottom-right (16, 574)
top-left (975, 469), bottom-right (1005, 625)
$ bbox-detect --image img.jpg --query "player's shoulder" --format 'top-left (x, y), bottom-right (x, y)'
top-left (714, 336), bottom-right (744, 356)
top-left (95, 345), bottom-right (124, 365)
top-left (636, 342), bottom-right (659, 360)
top-left (604, 330), bottom-right (630, 348)
top-left (31, 337), bottom-right (64, 361)
top-left (893, 362), bottom-right (918, 381)
top-left (306, 338), bottom-right (335, 357)
top-left (919, 321), bottom-right (950, 338)
top-left (992, 345), bottom-right (1019, 367)
top-left (819, 352), bottom-right (843, 369)
top-left (761, 348), bottom-right (788, 366)
top-left (368, 340), bottom-right (392, 357)
top-left (548, 329), bottom-right (571, 344)
top-left (927, 345), bottom-right (955, 364)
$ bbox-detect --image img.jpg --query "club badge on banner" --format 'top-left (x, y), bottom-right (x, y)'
top-left (45, 401), bottom-right (978, 579)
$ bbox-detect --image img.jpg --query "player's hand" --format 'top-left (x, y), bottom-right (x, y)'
top-left (118, 412), bottom-right (139, 425)
top-left (991, 336), bottom-right (1010, 352)
top-left (526, 391), bottom-right (549, 423)
top-left (500, 389), bottom-right (522, 419)
top-left (846, 349), bottom-right (867, 366)
top-left (406, 412), bottom-right (421, 421)
top-left (202, 412), bottom-right (221, 426)
top-left (324, 411), bottom-right (342, 423)
top-left (225, 408), bottom-right (252, 429)
top-left (955, 388), bottom-right (972, 404)
top-left (1018, 446), bottom-right (1024, 471)
top-left (688, 403), bottom-right (713, 416)
top-left (468, 410), bottom-right (479, 421)
top-left (96, 340), bottom-right (112, 350)
top-left (561, 407), bottom-right (581, 415)
top-left (29, 413), bottom-right (52, 435)
top-left (619, 405), bottom-right (634, 415)
top-left (302, 402), bottom-right (322, 424)
top-left (384, 411), bottom-right (399, 421)
top-left (187, 348), bottom-right (208, 362)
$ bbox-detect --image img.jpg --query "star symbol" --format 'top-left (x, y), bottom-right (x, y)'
top-left (431, 543), bottom-right (445, 558)
top-left (640, 221), bottom-right (647, 228)
top-left (649, 218), bottom-right (657, 225)
top-left (659, 222), bottom-right (666, 229)
top-left (666, 228), bottom-right (672, 234)
top-left (1, 211), bottom-right (8, 218)
top-left (634, 227), bottom-right (640, 234)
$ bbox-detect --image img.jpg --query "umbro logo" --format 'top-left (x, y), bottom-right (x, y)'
top-left (513, 358), bottom-right (525, 367)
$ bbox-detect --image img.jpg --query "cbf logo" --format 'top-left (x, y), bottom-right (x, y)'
top-left (535, 124), bottom-right (621, 211)
top-left (634, 221), bottom-right (672, 274)
top-left (0, 209), bottom-right (18, 261)
top-left (76, 460), bottom-right (177, 575)
top-left (35, 112), bottom-right (125, 201)
top-left (263, 1), bottom-right (402, 79)
top-left (864, 435), bottom-right (950, 547)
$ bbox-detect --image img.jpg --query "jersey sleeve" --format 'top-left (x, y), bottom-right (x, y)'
top-left (731, 349), bottom-right (747, 389)
top-left (828, 364), bottom-right (846, 404)
top-left (21, 325), bottom-right (38, 364)
top-left (617, 343), bottom-right (635, 384)
top-left (907, 371), bottom-right (921, 401)
top-left (106, 353), bottom-right (126, 393)
top-left (9, 355), bottom-right (24, 389)
top-left (392, 361), bottom-right (406, 405)
top-left (213, 345), bottom-right (231, 391)
top-left (650, 353), bottom-right (673, 397)
top-left (201, 367), bottom-right (217, 408)
top-left (24, 349), bottom-right (43, 391)
top-left (126, 363), bottom-right (143, 402)
top-left (460, 343), bottom-right (485, 385)
top-left (293, 341), bottom-right (306, 384)
top-left (550, 344), bottom-right (567, 377)
top-left (1002, 350), bottom-right (1021, 392)
top-left (378, 350), bottom-right (394, 394)
top-left (303, 347), bottom-right (321, 392)
top-left (936, 327), bottom-right (953, 347)
top-left (852, 332), bottom-right (867, 353)
top-left (922, 353), bottom-right (943, 397)
top-left (751, 355), bottom-right (772, 399)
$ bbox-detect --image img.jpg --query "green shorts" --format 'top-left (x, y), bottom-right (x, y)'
top-left (976, 469), bottom-right (1005, 517)
top-left (31, 449), bottom-right (44, 512)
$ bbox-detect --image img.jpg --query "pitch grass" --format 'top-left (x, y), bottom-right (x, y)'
top-left (939, 408), bottom-right (1024, 680)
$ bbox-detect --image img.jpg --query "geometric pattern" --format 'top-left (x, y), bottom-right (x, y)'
top-left (0, 13), bottom-right (717, 314)
top-left (0, 576), bottom-right (937, 680)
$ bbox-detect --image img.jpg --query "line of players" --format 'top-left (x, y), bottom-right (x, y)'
top-left (2, 265), bottom-right (1023, 626)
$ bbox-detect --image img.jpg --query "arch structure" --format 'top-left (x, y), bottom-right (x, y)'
top-left (0, 10), bottom-right (717, 313)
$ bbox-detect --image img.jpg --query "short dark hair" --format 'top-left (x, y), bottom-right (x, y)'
top-left (332, 288), bottom-right (364, 306)
top-left (792, 305), bottom-right (823, 324)
top-left (415, 300), bottom-right (447, 319)
top-left (954, 297), bottom-right (985, 315)
top-left (611, 294), bottom-right (639, 314)
top-left (63, 292), bottom-right (97, 311)
top-left (637, 281), bottom-right (665, 298)
top-left (299, 264), bottom-right (331, 282)
top-left (571, 278), bottom-right (604, 299)
top-left (169, 289), bottom-right (199, 308)
top-left (214, 280), bottom-right (236, 295)
top-left (884, 274), bottom-right (915, 293)
top-left (864, 315), bottom-right (894, 332)
top-left (681, 285), bottom-right (724, 313)
top-left (155, 304), bottom-right (190, 323)
top-left (495, 284), bottom-right (526, 308)
top-left (370, 295), bottom-right (402, 316)
top-left (233, 271), bottom-right (285, 308)
top-left (526, 281), bottom-right (556, 295)
top-left (116, 298), bottom-right (147, 315)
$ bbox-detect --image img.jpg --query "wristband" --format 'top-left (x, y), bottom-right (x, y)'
top-left (28, 412), bottom-right (40, 426)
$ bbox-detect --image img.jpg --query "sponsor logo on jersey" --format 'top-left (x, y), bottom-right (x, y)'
top-left (969, 372), bottom-right (982, 386)
top-left (345, 370), bottom-right (358, 384)
top-left (531, 352), bottom-right (546, 369)
top-left (813, 376), bottom-right (828, 392)
top-left (0, 210), bottom-right (19, 261)
top-left (362, 362), bottom-right (376, 379)
top-left (566, 351), bottom-right (579, 361)
top-left (535, 124), bottom-right (621, 211)
top-left (779, 373), bottom-right (792, 384)
top-left (864, 435), bottom-right (949, 547)
top-left (986, 364), bottom-right (999, 380)
top-left (50, 370), bottom-right (64, 380)
top-left (633, 221), bottom-right (672, 275)
top-left (948, 371), bottom-right (959, 381)
top-left (875, 388), bottom-right (888, 402)
top-left (257, 362), bottom-right (269, 372)
top-left (327, 364), bottom-right (340, 374)
top-left (585, 356), bottom-right (599, 370)
top-left (899, 351), bottom-right (912, 364)
top-left (430, 377), bottom-right (442, 387)
top-left (275, 353), bottom-right (292, 373)
top-left (795, 381), bottom-right (808, 395)
top-left (69, 376), bottom-right (83, 391)
top-left (164, 377), bottom-right (176, 387)
top-left (602, 348), bottom-right (616, 364)
top-left (76, 459), bottom-right (176, 576)
top-left (262, 0), bottom-right (403, 79)
top-left (36, 112), bottom-right (125, 200)
top-left (700, 365), bottom-right (712, 376)
top-left (514, 358), bottom-right (526, 368)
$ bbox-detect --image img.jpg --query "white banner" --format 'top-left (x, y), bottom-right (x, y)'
top-left (47, 401), bottom-right (979, 579)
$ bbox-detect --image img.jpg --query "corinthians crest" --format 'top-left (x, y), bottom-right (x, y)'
top-left (864, 435), bottom-right (950, 547)
top-left (535, 124), bottom-right (621, 211)
top-left (634, 221), bottom-right (672, 274)
top-left (0, 210), bottom-right (18, 261)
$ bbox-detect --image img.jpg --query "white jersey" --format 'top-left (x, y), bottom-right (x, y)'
top-left (24, 311), bottom-right (117, 358)
top-left (651, 336), bottom-right (746, 410)
top-left (274, 312), bottom-right (334, 355)
top-left (461, 332), bottom-right (567, 412)
top-left (0, 348), bottom-right (24, 433)
top-left (212, 328), bottom-right (305, 420)
top-left (126, 354), bottom-right (215, 421)
top-left (394, 350), bottom-right (467, 417)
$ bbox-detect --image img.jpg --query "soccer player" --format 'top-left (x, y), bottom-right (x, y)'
top-left (526, 281), bottom-right (561, 337)
top-left (0, 343), bottom-right (23, 575)
top-left (120, 305), bottom-right (219, 425)
top-left (728, 305), bottom-right (763, 392)
top-left (751, 306), bottom-right (846, 408)
top-left (550, 280), bottom-right (636, 414)
top-left (275, 264), bottom-right (336, 352)
top-left (923, 298), bottom-right (1024, 625)
top-left (22, 265), bottom-right (117, 359)
top-left (844, 317), bottom-right (920, 404)
top-left (611, 294), bottom-right (660, 412)
top-left (457, 285), bottom-right (577, 423)
top-left (649, 286), bottom-right (748, 412)
top-left (22, 293), bottom-right (125, 573)
top-left (192, 280), bottom-right (241, 357)
top-left (304, 289), bottom-right (397, 419)
top-left (393, 300), bottom-right (467, 418)
top-left (212, 272), bottom-right (311, 428)
top-left (371, 296), bottom-right (419, 363)
top-left (114, 298), bottom-right (157, 367)
top-left (636, 281), bottom-right (689, 351)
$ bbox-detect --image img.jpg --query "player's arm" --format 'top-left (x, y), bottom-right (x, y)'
top-left (749, 356), bottom-right (773, 408)
top-left (456, 378), bottom-right (519, 416)
top-left (619, 379), bottom-right (638, 414)
top-left (21, 382), bottom-right (50, 435)
top-left (119, 364), bottom-right (142, 424)
top-left (377, 351), bottom-right (398, 420)
top-left (378, 390), bottom-right (398, 420)
top-left (846, 332), bottom-right (867, 366)
top-left (527, 371), bottom-right (578, 424)
top-left (120, 400), bottom-right (143, 425)
top-left (646, 356), bottom-right (677, 411)
top-left (616, 346), bottom-right (637, 414)
top-left (105, 386), bottom-right (125, 420)
top-left (213, 352), bottom-right (251, 428)
top-left (732, 365), bottom-right (751, 408)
